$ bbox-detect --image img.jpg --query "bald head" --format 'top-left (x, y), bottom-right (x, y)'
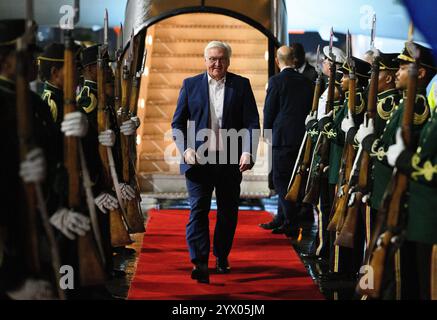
top-left (276, 46), bottom-right (294, 68)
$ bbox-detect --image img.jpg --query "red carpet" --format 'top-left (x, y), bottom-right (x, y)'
top-left (128, 209), bottom-right (324, 300)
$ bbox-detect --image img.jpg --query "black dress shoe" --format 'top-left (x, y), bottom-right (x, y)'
top-left (259, 221), bottom-right (282, 230)
top-left (113, 246), bottom-right (136, 256)
top-left (216, 258), bottom-right (231, 274)
top-left (272, 224), bottom-right (298, 237)
top-left (191, 263), bottom-right (209, 284)
top-left (300, 252), bottom-right (318, 259)
top-left (111, 269), bottom-right (127, 279)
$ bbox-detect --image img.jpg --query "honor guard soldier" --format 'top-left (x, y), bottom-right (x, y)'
top-left (385, 45), bottom-right (437, 300)
top-left (354, 52), bottom-right (401, 254)
top-left (302, 45), bottom-right (345, 263)
top-left (318, 56), bottom-right (371, 282)
top-left (0, 19), bottom-right (86, 300)
top-left (303, 70), bottom-right (344, 262)
top-left (376, 42), bottom-right (435, 299)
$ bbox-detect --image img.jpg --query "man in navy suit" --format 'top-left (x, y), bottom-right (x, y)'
top-left (259, 46), bottom-right (313, 236)
top-left (172, 41), bottom-right (260, 283)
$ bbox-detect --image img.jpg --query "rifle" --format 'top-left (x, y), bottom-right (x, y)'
top-left (327, 31), bottom-right (358, 233)
top-left (118, 29), bottom-right (145, 233)
top-left (97, 10), bottom-right (132, 247)
top-left (303, 28), bottom-right (336, 206)
top-left (15, 0), bottom-right (65, 299)
top-left (358, 38), bottom-right (419, 298)
top-left (63, 22), bottom-right (106, 286)
top-left (285, 45), bottom-right (322, 202)
top-left (336, 19), bottom-right (380, 248)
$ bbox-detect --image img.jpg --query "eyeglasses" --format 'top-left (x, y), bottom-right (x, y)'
top-left (207, 57), bottom-right (228, 64)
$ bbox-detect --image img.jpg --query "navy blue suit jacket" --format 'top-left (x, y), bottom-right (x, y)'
top-left (172, 72), bottom-right (260, 174)
top-left (263, 68), bottom-right (313, 148)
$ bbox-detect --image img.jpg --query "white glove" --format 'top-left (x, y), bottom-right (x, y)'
top-left (120, 118), bottom-right (137, 136)
top-left (61, 112), bottom-right (89, 138)
top-left (7, 279), bottom-right (55, 300)
top-left (362, 193), bottom-right (371, 204)
top-left (119, 183), bottom-right (136, 201)
top-left (305, 111), bottom-right (317, 126)
top-left (131, 116), bottom-right (141, 129)
top-left (184, 148), bottom-right (196, 165)
top-left (19, 148), bottom-right (46, 183)
top-left (319, 110), bottom-right (333, 121)
top-left (94, 192), bottom-right (119, 213)
top-left (49, 208), bottom-right (91, 240)
top-left (387, 128), bottom-right (405, 167)
top-left (341, 111), bottom-right (355, 134)
top-left (356, 117), bottom-right (375, 144)
top-left (98, 129), bottom-right (116, 147)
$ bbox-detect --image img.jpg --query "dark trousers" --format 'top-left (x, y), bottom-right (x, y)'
top-left (310, 180), bottom-right (334, 258)
top-left (185, 164), bottom-right (242, 264)
top-left (328, 195), bottom-right (365, 276)
top-left (272, 146), bottom-right (299, 227)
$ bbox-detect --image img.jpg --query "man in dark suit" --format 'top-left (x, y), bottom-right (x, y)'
top-left (259, 46), bottom-right (313, 236)
top-left (172, 41), bottom-right (260, 284)
top-left (291, 42), bottom-right (318, 83)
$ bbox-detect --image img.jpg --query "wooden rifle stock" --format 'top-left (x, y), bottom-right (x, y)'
top-left (63, 31), bottom-right (106, 286)
top-left (286, 73), bottom-right (322, 202)
top-left (328, 69), bottom-right (358, 232)
top-left (336, 56), bottom-right (380, 247)
top-left (119, 37), bottom-right (145, 233)
top-left (97, 48), bottom-right (132, 247)
top-left (15, 38), bottom-right (40, 275)
top-left (303, 60), bottom-right (336, 205)
top-left (357, 48), bottom-right (418, 298)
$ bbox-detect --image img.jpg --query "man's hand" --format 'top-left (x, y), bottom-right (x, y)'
top-left (239, 152), bottom-right (252, 172)
top-left (184, 148), bottom-right (197, 165)
top-left (356, 117), bottom-right (374, 144)
top-left (94, 193), bottom-right (119, 213)
top-left (98, 129), bottom-right (116, 147)
top-left (61, 112), bottom-right (89, 137)
top-left (341, 111), bottom-right (355, 134)
top-left (7, 279), bottom-right (55, 300)
top-left (119, 183), bottom-right (136, 201)
top-left (19, 148), bottom-right (46, 183)
top-left (49, 208), bottom-right (91, 240)
top-left (387, 128), bottom-right (405, 167)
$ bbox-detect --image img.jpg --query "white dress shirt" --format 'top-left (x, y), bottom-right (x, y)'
top-left (207, 74), bottom-right (226, 151)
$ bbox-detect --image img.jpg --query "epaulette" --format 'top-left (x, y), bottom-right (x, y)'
top-left (354, 91), bottom-right (365, 114)
top-left (377, 95), bottom-right (396, 121)
top-left (77, 85), bottom-right (97, 114)
top-left (412, 94), bottom-right (429, 125)
top-left (42, 89), bottom-right (57, 122)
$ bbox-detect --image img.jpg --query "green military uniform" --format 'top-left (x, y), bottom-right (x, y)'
top-left (392, 42), bottom-right (437, 300)
top-left (367, 91), bottom-right (429, 210)
top-left (305, 69), bottom-right (344, 260)
top-left (396, 107), bottom-right (437, 244)
top-left (366, 42), bottom-right (436, 300)
top-left (77, 45), bottom-right (116, 278)
top-left (41, 82), bottom-right (64, 125)
top-left (321, 57), bottom-right (370, 278)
